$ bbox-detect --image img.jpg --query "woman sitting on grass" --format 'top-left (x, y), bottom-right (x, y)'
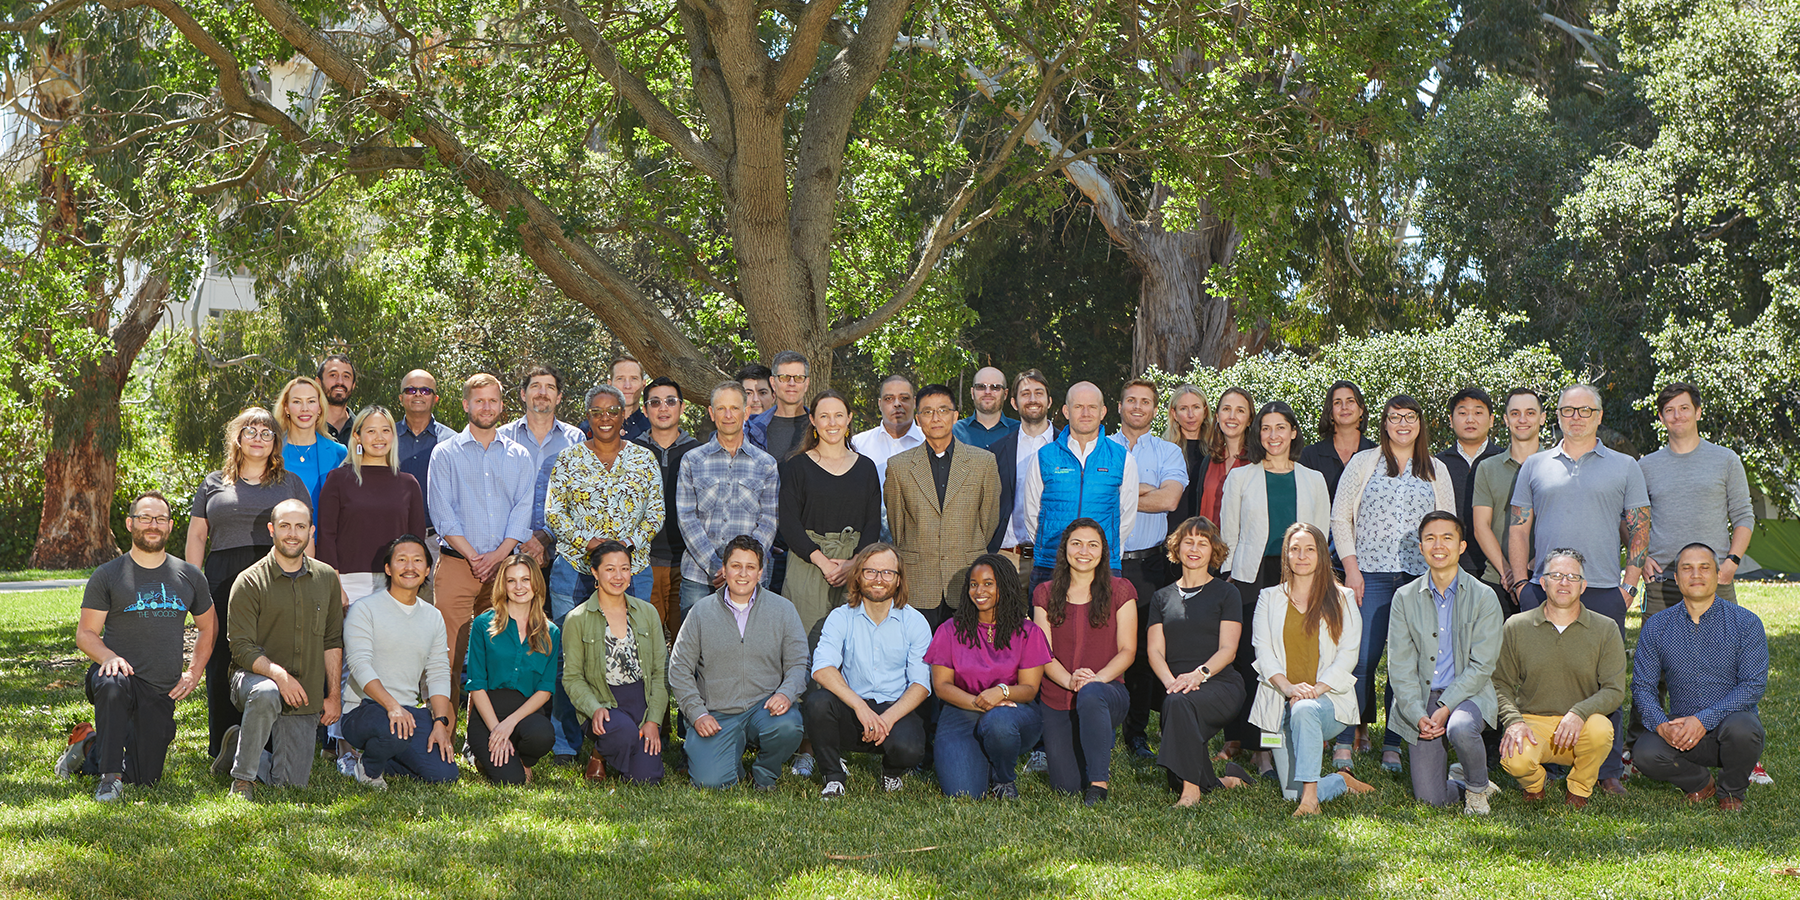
top-left (1150, 516), bottom-right (1251, 805)
top-left (925, 554), bottom-right (1050, 800)
top-left (1251, 522), bottom-right (1376, 815)
top-left (465, 554), bottom-right (560, 785)
top-left (562, 541), bottom-right (667, 784)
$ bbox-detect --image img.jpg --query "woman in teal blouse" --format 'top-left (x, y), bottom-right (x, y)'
top-left (465, 553), bottom-right (561, 784)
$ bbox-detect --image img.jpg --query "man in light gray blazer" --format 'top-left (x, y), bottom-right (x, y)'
top-left (1388, 511), bottom-right (1505, 813)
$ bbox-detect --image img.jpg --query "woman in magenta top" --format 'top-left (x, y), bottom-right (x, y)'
top-left (1031, 518), bottom-right (1138, 805)
top-left (318, 406), bottom-right (427, 606)
top-left (925, 554), bottom-right (1051, 799)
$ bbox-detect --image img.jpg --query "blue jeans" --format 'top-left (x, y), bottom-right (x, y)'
top-left (547, 557), bottom-right (594, 757)
top-left (629, 567), bottom-right (654, 605)
top-left (1038, 681), bottom-right (1129, 794)
top-left (683, 704), bottom-right (805, 789)
top-left (680, 578), bottom-right (713, 615)
top-left (1276, 698), bottom-right (1350, 803)
top-left (341, 703), bottom-right (460, 784)
top-left (935, 703), bottom-right (1042, 798)
top-left (1337, 570), bottom-right (1410, 751)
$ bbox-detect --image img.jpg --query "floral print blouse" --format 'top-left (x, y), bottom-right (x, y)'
top-left (1352, 462), bottom-right (1436, 574)
top-left (544, 441), bottom-right (664, 574)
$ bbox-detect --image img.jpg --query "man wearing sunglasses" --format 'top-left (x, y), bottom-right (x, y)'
top-left (952, 366), bottom-right (1018, 450)
top-left (1506, 383), bottom-right (1648, 796)
top-left (396, 370), bottom-right (456, 535)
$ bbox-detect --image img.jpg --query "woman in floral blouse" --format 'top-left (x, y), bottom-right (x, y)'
top-left (543, 385), bottom-right (665, 617)
top-left (561, 540), bottom-right (668, 783)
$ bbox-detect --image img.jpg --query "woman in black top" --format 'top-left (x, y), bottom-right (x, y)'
top-left (1296, 380), bottom-right (1376, 502)
top-left (183, 406), bottom-right (311, 756)
top-left (776, 390), bottom-right (883, 638)
top-left (1150, 516), bottom-right (1250, 804)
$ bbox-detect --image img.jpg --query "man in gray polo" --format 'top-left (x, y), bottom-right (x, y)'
top-left (1506, 383), bottom-right (1647, 795)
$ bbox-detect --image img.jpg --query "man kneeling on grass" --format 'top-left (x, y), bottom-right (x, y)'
top-left (64, 492), bottom-right (218, 802)
top-left (668, 535), bottom-right (810, 790)
top-left (804, 544), bottom-right (933, 798)
top-left (1494, 548), bottom-right (1626, 809)
top-left (213, 499), bottom-right (344, 800)
top-left (1630, 543), bottom-right (1767, 811)
top-left (337, 534), bottom-right (459, 788)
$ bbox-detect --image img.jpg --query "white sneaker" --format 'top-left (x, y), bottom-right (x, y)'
top-left (353, 759), bottom-right (388, 791)
top-left (882, 774), bottom-right (904, 793)
top-left (790, 752), bottom-right (815, 777)
top-left (1751, 763), bottom-right (1773, 786)
top-left (1027, 750), bottom-right (1048, 774)
top-left (819, 780), bottom-right (846, 799)
top-left (93, 775), bottom-right (124, 803)
top-left (839, 758), bottom-right (850, 780)
top-left (336, 747), bottom-right (363, 778)
top-left (1463, 781), bottom-right (1499, 815)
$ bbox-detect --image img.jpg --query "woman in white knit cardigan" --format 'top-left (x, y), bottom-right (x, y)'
top-left (1327, 394), bottom-right (1454, 771)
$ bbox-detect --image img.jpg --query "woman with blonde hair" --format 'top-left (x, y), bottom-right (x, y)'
top-left (185, 406), bottom-right (310, 757)
top-left (276, 375), bottom-right (348, 507)
top-left (318, 406), bottom-right (426, 606)
top-left (1164, 385), bottom-right (1211, 527)
top-left (465, 553), bottom-right (561, 784)
top-left (1250, 522), bottom-right (1375, 815)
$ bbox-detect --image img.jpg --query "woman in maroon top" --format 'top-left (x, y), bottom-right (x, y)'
top-left (1032, 518), bottom-right (1137, 805)
top-left (318, 406), bottom-right (427, 606)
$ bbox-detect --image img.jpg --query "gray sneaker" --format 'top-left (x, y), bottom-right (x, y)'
top-left (353, 759), bottom-right (388, 791)
top-left (212, 725), bottom-right (240, 778)
top-left (1463, 780), bottom-right (1500, 815)
top-left (227, 779), bottom-right (254, 802)
top-left (93, 775), bottom-right (124, 803)
top-left (55, 729), bottom-right (95, 779)
top-left (1026, 750), bottom-right (1048, 773)
top-left (790, 751), bottom-right (815, 778)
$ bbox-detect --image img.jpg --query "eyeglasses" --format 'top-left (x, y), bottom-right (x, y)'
top-left (588, 407), bottom-right (625, 419)
top-left (1542, 572), bottom-right (1586, 583)
top-left (130, 515), bottom-right (174, 526)
top-left (1557, 406), bottom-right (1599, 419)
top-left (645, 397), bottom-right (681, 409)
top-left (239, 427), bottom-right (276, 441)
top-left (861, 568), bottom-right (899, 581)
top-left (918, 407), bottom-right (958, 419)
top-left (1385, 413), bottom-right (1420, 425)
top-left (974, 383), bottom-right (1006, 392)
top-left (773, 373), bottom-right (808, 384)
top-left (401, 386), bottom-right (436, 396)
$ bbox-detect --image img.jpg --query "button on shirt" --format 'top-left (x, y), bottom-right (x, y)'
top-left (1004, 425), bottom-right (1056, 547)
top-left (427, 429), bottom-right (538, 556)
top-left (952, 414), bottom-right (1018, 449)
top-left (1509, 440), bottom-right (1648, 588)
top-left (811, 603), bottom-right (933, 703)
top-left (397, 417), bottom-right (456, 530)
top-left (1632, 599), bottom-right (1767, 730)
top-left (497, 416), bottom-right (586, 533)
top-left (674, 437), bottom-right (780, 585)
top-left (1429, 574), bottom-right (1457, 691)
top-left (1110, 430), bottom-right (1188, 552)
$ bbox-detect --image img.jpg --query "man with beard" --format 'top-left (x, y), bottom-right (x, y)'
top-left (214, 499), bottom-right (345, 799)
top-left (318, 354), bottom-right (358, 445)
top-left (429, 373), bottom-right (537, 694)
top-left (500, 365), bottom-right (584, 567)
top-left (805, 543), bottom-right (933, 797)
top-left (68, 492), bottom-right (217, 801)
top-left (952, 366), bottom-right (1018, 450)
top-left (986, 370), bottom-right (1056, 572)
top-left (611, 355), bottom-right (652, 442)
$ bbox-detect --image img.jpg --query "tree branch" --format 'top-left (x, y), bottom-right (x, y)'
top-left (1539, 12), bottom-right (1612, 72)
top-left (768, 0), bottom-right (842, 102)
top-left (0, 0), bottom-right (83, 32)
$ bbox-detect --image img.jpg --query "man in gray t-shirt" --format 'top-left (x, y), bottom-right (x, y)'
top-left (73, 492), bottom-right (216, 800)
top-left (1638, 383), bottom-right (1755, 614)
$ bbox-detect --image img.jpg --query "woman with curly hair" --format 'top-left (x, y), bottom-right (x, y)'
top-left (1032, 519), bottom-right (1138, 805)
top-left (1151, 516), bottom-right (1252, 805)
top-left (924, 554), bottom-right (1051, 799)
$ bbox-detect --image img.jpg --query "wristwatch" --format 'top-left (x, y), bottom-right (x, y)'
top-left (1198, 665), bottom-right (1212, 681)
top-left (434, 716), bottom-right (451, 728)
top-left (1726, 553), bottom-right (1743, 566)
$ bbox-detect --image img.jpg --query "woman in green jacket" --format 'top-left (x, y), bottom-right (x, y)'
top-left (563, 540), bottom-right (668, 783)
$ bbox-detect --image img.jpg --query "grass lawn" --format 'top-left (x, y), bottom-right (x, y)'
top-left (2, 584), bottom-right (1795, 899)
top-left (0, 569), bottom-right (92, 583)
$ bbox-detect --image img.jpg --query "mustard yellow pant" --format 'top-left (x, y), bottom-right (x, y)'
top-left (1501, 713), bottom-right (1615, 798)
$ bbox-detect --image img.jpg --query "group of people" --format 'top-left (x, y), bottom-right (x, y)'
top-left (64, 354), bottom-right (1770, 817)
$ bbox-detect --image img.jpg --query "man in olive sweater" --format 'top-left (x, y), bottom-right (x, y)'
top-left (667, 535), bottom-right (810, 790)
top-left (1495, 548), bottom-right (1627, 809)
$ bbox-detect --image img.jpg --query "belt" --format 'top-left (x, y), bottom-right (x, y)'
top-left (1001, 545), bottom-right (1033, 559)
top-left (1121, 548), bottom-right (1161, 561)
top-left (438, 544), bottom-right (466, 560)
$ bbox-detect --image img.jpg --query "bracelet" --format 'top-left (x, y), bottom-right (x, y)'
top-left (999, 683), bottom-right (1011, 700)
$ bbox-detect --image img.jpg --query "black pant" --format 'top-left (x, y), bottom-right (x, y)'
top-left (1121, 554), bottom-right (1173, 745)
top-left (1226, 555), bottom-right (1282, 745)
top-left (202, 546), bottom-right (264, 757)
top-left (803, 689), bottom-right (927, 781)
top-left (913, 601), bottom-right (954, 764)
top-left (1158, 669), bottom-right (1246, 792)
top-left (1634, 710), bottom-right (1764, 800)
top-left (467, 688), bottom-right (557, 785)
top-left (86, 666), bottom-right (177, 784)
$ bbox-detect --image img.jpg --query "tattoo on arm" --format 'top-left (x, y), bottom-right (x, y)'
top-left (1508, 505), bottom-right (1532, 528)
top-left (1624, 506), bottom-right (1651, 568)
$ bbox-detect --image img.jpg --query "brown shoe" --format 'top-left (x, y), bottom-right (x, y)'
top-left (1684, 778), bottom-right (1716, 804)
top-left (584, 754), bottom-right (608, 783)
top-left (1565, 792), bottom-right (1589, 809)
top-left (1598, 777), bottom-right (1627, 796)
top-left (1522, 788), bottom-right (1547, 802)
top-left (1718, 795), bottom-right (1744, 812)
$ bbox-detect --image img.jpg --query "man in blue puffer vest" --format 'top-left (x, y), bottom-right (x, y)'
top-left (1021, 382), bottom-right (1139, 594)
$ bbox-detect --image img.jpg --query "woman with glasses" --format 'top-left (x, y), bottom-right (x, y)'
top-left (1329, 395), bottom-right (1454, 770)
top-left (185, 407), bottom-right (311, 757)
top-left (542, 385), bottom-right (664, 618)
top-left (275, 376), bottom-right (349, 508)
top-left (778, 389), bottom-right (883, 638)
top-left (318, 406), bottom-right (427, 606)
top-left (1251, 522), bottom-right (1374, 815)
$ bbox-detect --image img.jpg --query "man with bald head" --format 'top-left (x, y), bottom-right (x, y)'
top-left (1507, 382), bottom-right (1648, 796)
top-left (396, 369), bottom-right (456, 537)
top-left (1021, 381), bottom-right (1139, 593)
top-left (214, 498), bottom-right (345, 800)
top-left (953, 366), bottom-right (1018, 450)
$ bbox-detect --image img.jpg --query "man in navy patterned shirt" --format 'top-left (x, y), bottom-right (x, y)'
top-left (1630, 543), bottom-right (1767, 811)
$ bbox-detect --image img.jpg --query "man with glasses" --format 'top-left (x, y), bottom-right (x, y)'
top-left (804, 543), bottom-right (933, 797)
top-left (884, 384), bottom-right (1002, 626)
top-left (501, 366), bottom-right (585, 568)
top-left (987, 370), bottom-right (1057, 571)
top-left (953, 366), bottom-right (1018, 449)
top-left (747, 351), bottom-right (811, 459)
top-left (1495, 548), bottom-right (1626, 809)
top-left (1506, 383), bottom-right (1648, 795)
top-left (631, 376), bottom-right (700, 641)
top-left (1472, 388), bottom-right (1545, 613)
top-left (66, 492), bottom-right (217, 801)
top-left (396, 370), bottom-right (456, 537)
top-left (677, 382), bottom-right (781, 612)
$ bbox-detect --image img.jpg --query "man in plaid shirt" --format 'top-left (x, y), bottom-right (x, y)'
top-left (676, 382), bottom-right (781, 613)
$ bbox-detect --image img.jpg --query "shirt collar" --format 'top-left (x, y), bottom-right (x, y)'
top-left (1430, 573), bottom-right (1459, 603)
top-left (1553, 438), bottom-right (1611, 460)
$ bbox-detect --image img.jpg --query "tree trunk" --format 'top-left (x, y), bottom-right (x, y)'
top-left (1128, 212), bottom-right (1267, 375)
top-left (32, 367), bottom-right (125, 569)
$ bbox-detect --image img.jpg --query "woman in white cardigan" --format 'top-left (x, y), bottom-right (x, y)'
top-left (1250, 522), bottom-right (1374, 815)
top-left (1327, 394), bottom-right (1455, 770)
top-left (1215, 401), bottom-right (1332, 774)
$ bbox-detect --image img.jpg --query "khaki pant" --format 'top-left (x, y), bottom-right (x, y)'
top-left (434, 553), bottom-right (495, 698)
top-left (1501, 713), bottom-right (1616, 798)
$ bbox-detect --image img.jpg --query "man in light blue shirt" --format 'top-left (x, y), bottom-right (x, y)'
top-left (803, 544), bottom-right (932, 797)
top-left (1110, 379), bottom-right (1187, 758)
